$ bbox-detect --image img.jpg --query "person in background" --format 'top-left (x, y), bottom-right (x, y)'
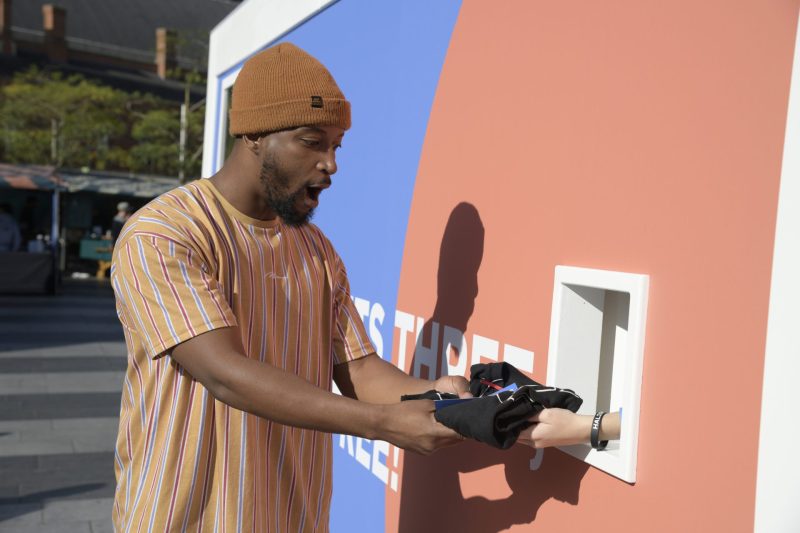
top-left (110, 201), bottom-right (132, 242)
top-left (0, 203), bottom-right (22, 252)
top-left (111, 202), bottom-right (133, 242)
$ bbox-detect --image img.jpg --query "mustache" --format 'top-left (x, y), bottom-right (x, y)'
top-left (307, 177), bottom-right (332, 188)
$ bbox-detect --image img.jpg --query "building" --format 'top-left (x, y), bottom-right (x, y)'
top-left (0, 0), bottom-right (240, 101)
top-left (205, 1), bottom-right (800, 532)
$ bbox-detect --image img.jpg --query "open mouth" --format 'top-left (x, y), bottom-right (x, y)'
top-left (306, 185), bottom-right (322, 202)
top-left (304, 180), bottom-right (330, 204)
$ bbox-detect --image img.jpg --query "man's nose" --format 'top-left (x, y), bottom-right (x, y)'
top-left (317, 150), bottom-right (337, 175)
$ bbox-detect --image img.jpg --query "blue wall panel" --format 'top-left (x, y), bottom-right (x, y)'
top-left (263, 1), bottom-right (462, 530)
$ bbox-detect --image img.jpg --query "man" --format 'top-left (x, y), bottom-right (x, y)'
top-left (110, 42), bottom-right (470, 532)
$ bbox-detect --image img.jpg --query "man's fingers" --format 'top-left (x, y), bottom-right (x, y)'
top-left (436, 375), bottom-right (470, 395)
top-left (437, 422), bottom-right (461, 438)
top-left (436, 421), bottom-right (466, 442)
top-left (449, 376), bottom-right (470, 394)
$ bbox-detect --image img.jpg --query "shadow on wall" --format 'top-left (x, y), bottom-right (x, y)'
top-left (398, 202), bottom-right (589, 533)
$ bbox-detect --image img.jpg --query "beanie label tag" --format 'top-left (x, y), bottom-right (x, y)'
top-left (311, 96), bottom-right (323, 108)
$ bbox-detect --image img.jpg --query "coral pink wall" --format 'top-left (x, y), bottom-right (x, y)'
top-left (386, 1), bottom-right (798, 531)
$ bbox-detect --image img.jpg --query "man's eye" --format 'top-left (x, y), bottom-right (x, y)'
top-left (300, 138), bottom-right (320, 147)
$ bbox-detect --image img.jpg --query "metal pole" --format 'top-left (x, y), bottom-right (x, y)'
top-left (51, 188), bottom-right (60, 293)
top-left (50, 118), bottom-right (58, 164)
top-left (51, 188), bottom-right (59, 251)
top-left (179, 102), bottom-right (187, 182)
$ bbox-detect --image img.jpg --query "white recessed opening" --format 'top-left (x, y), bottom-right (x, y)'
top-left (546, 266), bottom-right (649, 483)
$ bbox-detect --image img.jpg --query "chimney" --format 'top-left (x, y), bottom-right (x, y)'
top-left (0, 0), bottom-right (13, 55)
top-left (155, 27), bottom-right (177, 79)
top-left (42, 4), bottom-right (67, 62)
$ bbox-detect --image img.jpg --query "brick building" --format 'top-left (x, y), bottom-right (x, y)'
top-left (0, 0), bottom-right (239, 101)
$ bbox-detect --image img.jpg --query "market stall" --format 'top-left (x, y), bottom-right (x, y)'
top-left (0, 163), bottom-right (64, 294)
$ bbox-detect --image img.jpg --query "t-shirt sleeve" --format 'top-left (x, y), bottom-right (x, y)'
top-left (331, 257), bottom-right (375, 365)
top-left (112, 233), bottom-right (237, 359)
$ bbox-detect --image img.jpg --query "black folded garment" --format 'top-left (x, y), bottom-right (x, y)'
top-left (401, 362), bottom-right (582, 449)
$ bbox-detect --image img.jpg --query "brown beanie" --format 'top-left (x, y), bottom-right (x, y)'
top-left (229, 42), bottom-right (351, 136)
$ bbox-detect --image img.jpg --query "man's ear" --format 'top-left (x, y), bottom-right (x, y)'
top-left (242, 133), bottom-right (261, 154)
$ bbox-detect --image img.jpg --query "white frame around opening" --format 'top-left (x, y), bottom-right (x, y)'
top-left (546, 266), bottom-right (649, 483)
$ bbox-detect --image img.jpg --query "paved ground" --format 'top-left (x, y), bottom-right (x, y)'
top-left (0, 279), bottom-right (125, 532)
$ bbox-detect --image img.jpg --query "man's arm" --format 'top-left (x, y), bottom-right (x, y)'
top-left (171, 326), bottom-right (463, 454)
top-left (333, 353), bottom-right (470, 404)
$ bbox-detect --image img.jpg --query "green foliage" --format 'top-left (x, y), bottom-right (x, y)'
top-left (0, 66), bottom-right (204, 178)
top-left (130, 109), bottom-right (180, 175)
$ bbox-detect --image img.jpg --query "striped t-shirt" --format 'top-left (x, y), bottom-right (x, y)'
top-left (110, 178), bottom-right (374, 532)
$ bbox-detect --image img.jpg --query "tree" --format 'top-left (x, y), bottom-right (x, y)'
top-left (0, 67), bottom-right (129, 169)
top-left (129, 109), bottom-right (180, 175)
top-left (0, 66), bottom-right (205, 177)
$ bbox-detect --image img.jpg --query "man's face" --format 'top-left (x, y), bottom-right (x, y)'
top-left (257, 125), bottom-right (344, 226)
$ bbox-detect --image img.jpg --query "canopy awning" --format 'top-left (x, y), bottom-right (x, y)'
top-left (0, 164), bottom-right (66, 191)
top-left (59, 170), bottom-right (180, 198)
top-left (0, 164), bottom-right (180, 198)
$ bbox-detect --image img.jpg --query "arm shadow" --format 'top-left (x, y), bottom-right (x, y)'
top-left (397, 202), bottom-right (589, 533)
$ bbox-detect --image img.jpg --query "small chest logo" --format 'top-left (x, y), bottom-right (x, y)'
top-left (311, 96), bottom-right (324, 108)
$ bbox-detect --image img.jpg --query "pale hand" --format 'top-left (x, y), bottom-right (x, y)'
top-left (517, 408), bottom-right (591, 449)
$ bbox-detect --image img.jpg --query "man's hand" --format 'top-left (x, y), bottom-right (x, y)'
top-left (517, 408), bottom-right (591, 449)
top-left (433, 374), bottom-right (472, 398)
top-left (377, 399), bottom-right (464, 455)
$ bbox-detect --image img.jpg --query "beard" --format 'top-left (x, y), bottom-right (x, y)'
top-left (259, 153), bottom-right (314, 227)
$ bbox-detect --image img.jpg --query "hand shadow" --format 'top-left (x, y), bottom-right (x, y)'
top-left (397, 202), bottom-right (589, 533)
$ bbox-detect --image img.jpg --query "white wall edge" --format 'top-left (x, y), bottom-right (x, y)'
top-left (754, 10), bottom-right (800, 533)
top-left (208, 0), bottom-right (336, 79)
